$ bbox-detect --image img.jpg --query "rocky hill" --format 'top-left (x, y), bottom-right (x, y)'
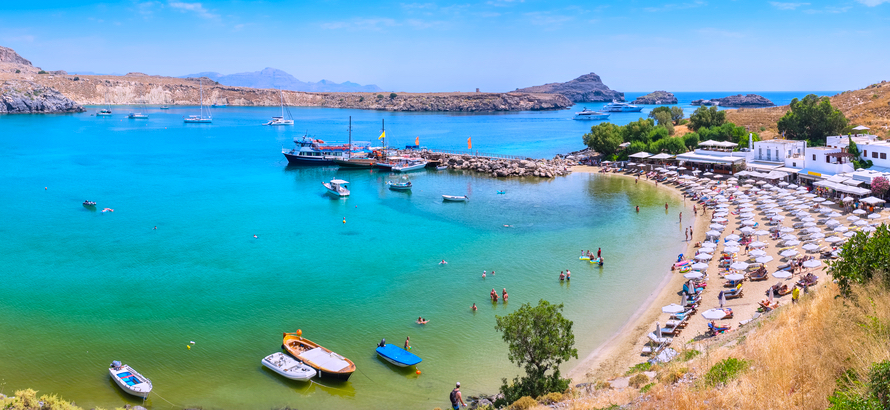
top-left (1, 80), bottom-right (85, 113)
top-left (692, 94), bottom-right (775, 107)
top-left (514, 73), bottom-right (624, 103)
top-left (632, 90), bottom-right (677, 105)
top-left (180, 67), bottom-right (383, 93)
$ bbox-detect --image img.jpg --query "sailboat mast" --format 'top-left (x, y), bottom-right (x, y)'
top-left (382, 119), bottom-right (385, 151)
top-left (348, 116), bottom-right (352, 159)
top-left (280, 89), bottom-right (285, 117)
top-left (199, 79), bottom-right (204, 118)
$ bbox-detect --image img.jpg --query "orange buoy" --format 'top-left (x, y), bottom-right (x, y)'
top-left (297, 329), bottom-right (302, 337)
top-left (416, 370), bottom-right (421, 375)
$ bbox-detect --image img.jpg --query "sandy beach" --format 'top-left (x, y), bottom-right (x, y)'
top-left (567, 165), bottom-right (881, 384)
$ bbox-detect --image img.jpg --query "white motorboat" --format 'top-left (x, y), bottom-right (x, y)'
top-left (573, 108), bottom-right (610, 120)
top-left (323, 179), bottom-right (350, 197)
top-left (264, 90), bottom-right (294, 125)
top-left (184, 79), bottom-right (212, 123)
top-left (436, 165), bottom-right (448, 170)
top-left (387, 176), bottom-right (412, 191)
top-left (109, 361), bottom-right (152, 398)
top-left (128, 96), bottom-right (149, 119)
top-left (601, 101), bottom-right (643, 113)
top-left (442, 195), bottom-right (468, 202)
top-left (392, 160), bottom-right (428, 172)
top-left (261, 352), bottom-right (317, 381)
top-left (97, 92), bottom-right (112, 116)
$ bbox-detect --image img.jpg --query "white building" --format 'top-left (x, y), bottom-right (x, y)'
top-left (827, 134), bottom-right (890, 172)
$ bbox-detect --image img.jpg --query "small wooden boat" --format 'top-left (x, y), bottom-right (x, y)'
top-left (375, 341), bottom-right (422, 367)
top-left (387, 176), bottom-right (412, 191)
top-left (109, 361), bottom-right (152, 398)
top-left (323, 179), bottom-right (350, 197)
top-left (261, 352), bottom-right (317, 381)
top-left (392, 160), bottom-right (428, 172)
top-left (283, 331), bottom-right (356, 381)
top-left (442, 195), bottom-right (468, 202)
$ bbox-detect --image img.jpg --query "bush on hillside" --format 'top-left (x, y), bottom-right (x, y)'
top-left (37, 70), bottom-right (47, 74)
top-left (629, 373), bottom-right (649, 388)
top-left (871, 176), bottom-right (888, 197)
top-left (689, 106), bottom-right (726, 130)
top-left (704, 358), bottom-right (749, 386)
top-left (777, 94), bottom-right (848, 145)
top-left (536, 392), bottom-right (563, 404)
top-left (389, 92), bottom-right (397, 100)
top-left (828, 224), bottom-right (890, 293)
top-left (508, 396), bottom-right (537, 410)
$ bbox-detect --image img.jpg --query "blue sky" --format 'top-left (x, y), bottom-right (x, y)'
top-left (1, 0), bottom-right (888, 92)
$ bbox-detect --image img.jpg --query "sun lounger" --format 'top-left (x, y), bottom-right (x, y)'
top-left (739, 312), bottom-right (762, 326)
top-left (724, 286), bottom-right (744, 299)
top-left (647, 332), bottom-right (672, 345)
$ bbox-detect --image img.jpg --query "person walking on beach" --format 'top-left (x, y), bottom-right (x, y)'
top-left (685, 228), bottom-right (689, 242)
top-left (792, 286), bottom-right (800, 304)
top-left (450, 382), bottom-right (467, 409)
top-left (665, 203), bottom-right (669, 211)
top-left (693, 205), bottom-right (697, 216)
top-left (679, 212), bottom-right (682, 223)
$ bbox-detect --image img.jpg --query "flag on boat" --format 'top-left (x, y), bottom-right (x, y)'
top-left (378, 131), bottom-right (386, 140)
top-left (415, 136), bottom-right (419, 146)
top-left (467, 137), bottom-right (472, 149)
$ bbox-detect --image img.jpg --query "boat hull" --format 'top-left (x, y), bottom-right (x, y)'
top-left (333, 158), bottom-right (377, 168)
top-left (375, 344), bottom-right (422, 367)
top-left (282, 333), bottom-right (355, 381)
top-left (442, 195), bottom-right (468, 202)
top-left (261, 353), bottom-right (316, 381)
top-left (109, 364), bottom-right (152, 398)
top-left (283, 152), bottom-right (337, 165)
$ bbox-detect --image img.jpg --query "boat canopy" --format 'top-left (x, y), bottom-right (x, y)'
top-left (330, 179), bottom-right (349, 184)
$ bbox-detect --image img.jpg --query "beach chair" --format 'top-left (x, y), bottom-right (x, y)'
top-left (724, 286), bottom-right (744, 299)
top-left (707, 322), bottom-right (731, 336)
top-left (647, 332), bottom-right (672, 345)
top-left (666, 318), bottom-right (688, 329)
top-left (739, 312), bottom-right (762, 327)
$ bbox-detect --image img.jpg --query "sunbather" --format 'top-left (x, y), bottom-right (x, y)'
top-left (708, 321), bottom-right (731, 335)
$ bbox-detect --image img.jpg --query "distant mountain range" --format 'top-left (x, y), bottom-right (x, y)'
top-left (179, 67), bottom-right (383, 93)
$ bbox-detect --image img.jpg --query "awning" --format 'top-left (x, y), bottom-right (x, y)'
top-left (650, 153), bottom-right (674, 160)
top-left (776, 167), bottom-right (802, 173)
top-left (797, 169), bottom-right (824, 179)
top-left (747, 162), bottom-right (782, 171)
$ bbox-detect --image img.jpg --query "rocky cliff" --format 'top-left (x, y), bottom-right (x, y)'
top-left (0, 80), bottom-right (85, 113)
top-left (632, 90), bottom-right (678, 105)
top-left (692, 94), bottom-right (775, 107)
top-left (514, 73), bottom-right (624, 103)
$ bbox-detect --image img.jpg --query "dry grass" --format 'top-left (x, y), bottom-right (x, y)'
top-left (557, 281), bottom-right (890, 409)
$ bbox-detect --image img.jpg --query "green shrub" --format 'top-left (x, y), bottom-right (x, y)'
top-left (640, 382), bottom-right (655, 393)
top-left (15, 69), bottom-right (21, 73)
top-left (629, 373), bottom-right (649, 388)
top-left (73, 76), bottom-right (80, 81)
top-left (704, 357), bottom-right (749, 386)
top-left (37, 70), bottom-right (48, 74)
top-left (869, 360), bottom-right (890, 408)
top-left (376, 94), bottom-right (384, 99)
top-left (625, 362), bottom-right (652, 375)
top-left (536, 392), bottom-right (563, 404)
top-left (759, 126), bottom-right (766, 131)
top-left (681, 349), bottom-right (701, 361)
top-left (389, 92), bottom-right (397, 99)
top-left (359, 96), bottom-right (364, 102)
top-left (508, 396), bottom-right (537, 410)
top-left (659, 366), bottom-right (689, 384)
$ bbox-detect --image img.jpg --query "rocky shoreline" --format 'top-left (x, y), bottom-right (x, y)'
top-left (515, 73), bottom-right (625, 103)
top-left (0, 80), bottom-right (84, 113)
top-left (632, 90), bottom-right (678, 105)
top-left (691, 93), bottom-right (775, 107)
top-left (413, 151), bottom-right (574, 178)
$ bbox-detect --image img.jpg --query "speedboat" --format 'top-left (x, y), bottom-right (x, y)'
top-left (442, 195), bottom-right (468, 202)
top-left (283, 331), bottom-right (356, 381)
top-left (392, 160), bottom-right (428, 172)
top-left (375, 340), bottom-right (422, 367)
top-left (436, 165), bottom-right (448, 170)
top-left (323, 179), bottom-right (350, 197)
top-left (261, 352), bottom-right (317, 381)
top-left (573, 108), bottom-right (610, 120)
top-left (96, 109), bottom-right (112, 116)
top-left (128, 113), bottom-right (148, 119)
top-left (601, 101), bottom-right (643, 113)
top-left (387, 176), bottom-right (412, 191)
top-left (160, 105), bottom-right (169, 109)
top-left (83, 200), bottom-right (97, 207)
top-left (109, 361), bottom-right (152, 398)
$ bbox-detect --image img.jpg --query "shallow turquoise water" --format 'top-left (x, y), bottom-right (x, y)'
top-left (0, 109), bottom-right (691, 409)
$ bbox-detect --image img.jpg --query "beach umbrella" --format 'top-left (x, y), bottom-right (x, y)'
top-left (662, 303), bottom-right (686, 314)
top-left (684, 271), bottom-right (704, 279)
top-left (780, 227), bottom-right (795, 233)
top-left (784, 240), bottom-right (801, 246)
top-left (741, 220), bottom-right (756, 226)
top-left (702, 308), bottom-right (728, 320)
top-left (801, 217), bottom-right (816, 222)
top-left (853, 209), bottom-right (867, 215)
top-left (655, 322), bottom-right (662, 339)
top-left (695, 253), bottom-right (713, 261)
top-left (712, 217), bottom-right (728, 223)
top-left (749, 249), bottom-right (767, 257)
top-left (780, 249), bottom-right (799, 258)
top-left (825, 220), bottom-right (840, 226)
top-left (706, 230), bottom-right (722, 237)
top-left (854, 220), bottom-right (868, 226)
top-left (773, 270), bottom-right (792, 279)
top-left (780, 234), bottom-right (797, 241)
top-left (740, 227), bottom-right (755, 234)
top-left (843, 197), bottom-right (855, 203)
top-left (868, 213), bottom-right (882, 220)
top-left (802, 243), bottom-right (820, 251)
top-left (847, 215), bottom-right (861, 222)
top-left (771, 215), bottom-right (786, 221)
top-left (725, 273), bottom-right (745, 281)
top-left (804, 227), bottom-right (821, 234)
top-left (749, 241), bottom-right (767, 248)
top-left (701, 242), bottom-right (717, 250)
top-left (828, 211), bottom-right (843, 218)
top-left (803, 222), bottom-right (817, 227)
top-left (809, 233), bottom-right (825, 239)
top-left (825, 236), bottom-right (844, 243)
top-left (740, 212), bottom-right (755, 218)
top-left (725, 240), bottom-right (740, 247)
top-left (844, 230), bottom-right (858, 237)
top-left (803, 259), bottom-right (822, 268)
top-left (768, 286), bottom-right (774, 303)
top-left (754, 230), bottom-right (770, 236)
top-left (812, 197), bottom-right (827, 203)
top-left (691, 262), bottom-right (709, 270)
top-left (725, 234), bottom-right (741, 241)
top-left (833, 225), bottom-right (849, 233)
top-left (862, 226), bottom-right (877, 233)
top-left (730, 262), bottom-right (749, 271)
top-left (756, 255), bottom-right (774, 264)
top-left (724, 246), bottom-right (740, 253)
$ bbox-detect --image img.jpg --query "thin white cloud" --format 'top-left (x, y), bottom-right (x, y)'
top-left (769, 2), bottom-right (810, 10)
top-left (643, 1), bottom-right (706, 12)
top-left (803, 5), bottom-right (852, 13)
top-left (697, 27), bottom-right (744, 38)
top-left (524, 12), bottom-right (573, 27)
top-left (321, 18), bottom-right (398, 31)
top-left (856, 0), bottom-right (889, 5)
top-left (168, 1), bottom-right (218, 19)
top-left (487, 0), bottom-right (524, 7)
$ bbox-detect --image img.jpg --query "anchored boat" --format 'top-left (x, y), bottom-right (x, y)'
top-left (108, 361), bottom-right (152, 398)
top-left (261, 352), bottom-right (317, 381)
top-left (387, 176), bottom-right (412, 191)
top-left (283, 331), bottom-right (356, 381)
top-left (572, 107), bottom-right (610, 120)
top-left (323, 178), bottom-right (350, 197)
top-left (442, 195), bottom-right (468, 202)
top-left (375, 340), bottom-right (422, 367)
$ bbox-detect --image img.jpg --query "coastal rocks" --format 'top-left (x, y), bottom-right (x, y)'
top-left (425, 153), bottom-right (572, 178)
top-left (0, 80), bottom-right (85, 113)
top-left (318, 92), bottom-right (572, 112)
top-left (691, 94), bottom-right (775, 107)
top-left (0, 45), bottom-right (32, 66)
top-left (632, 90), bottom-right (678, 105)
top-left (515, 72), bottom-right (625, 103)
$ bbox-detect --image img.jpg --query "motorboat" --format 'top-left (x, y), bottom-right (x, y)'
top-left (159, 105), bottom-right (170, 109)
top-left (108, 361), bottom-right (152, 398)
top-left (282, 134), bottom-right (349, 165)
top-left (375, 340), bottom-right (422, 367)
top-left (392, 160), bottom-right (428, 172)
top-left (83, 200), bottom-right (97, 207)
top-left (184, 79), bottom-right (212, 123)
top-left (601, 101), bottom-right (643, 113)
top-left (128, 113), bottom-right (148, 119)
top-left (333, 157), bottom-right (377, 168)
top-left (261, 352), bottom-right (317, 381)
top-left (283, 331), bottom-right (356, 381)
top-left (436, 165), bottom-right (448, 170)
top-left (323, 179), bottom-right (350, 197)
top-left (387, 176), bottom-right (412, 191)
top-left (97, 92), bottom-right (112, 116)
top-left (573, 108), bottom-right (610, 120)
top-left (442, 195), bottom-right (468, 202)
top-left (264, 90), bottom-right (294, 125)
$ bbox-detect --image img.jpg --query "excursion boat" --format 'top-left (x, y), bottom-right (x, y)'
top-left (442, 195), bottom-right (468, 202)
top-left (375, 340), bottom-right (422, 367)
top-left (282, 135), bottom-right (348, 165)
top-left (282, 331), bottom-right (356, 381)
top-left (387, 176), bottom-right (412, 191)
top-left (264, 90), bottom-right (294, 125)
top-left (601, 101), bottom-right (643, 113)
top-left (323, 178), bottom-right (350, 197)
top-left (333, 117), bottom-right (379, 168)
top-left (261, 352), bottom-right (316, 381)
top-left (572, 108), bottom-right (610, 120)
top-left (184, 79), bottom-right (212, 123)
top-left (108, 361), bottom-right (152, 398)
top-left (392, 160), bottom-right (428, 172)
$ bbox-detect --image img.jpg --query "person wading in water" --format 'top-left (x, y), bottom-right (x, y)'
top-left (450, 382), bottom-right (467, 409)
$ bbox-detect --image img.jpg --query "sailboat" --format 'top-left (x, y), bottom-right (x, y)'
top-left (333, 118), bottom-right (381, 168)
top-left (264, 89), bottom-right (294, 125)
top-left (128, 96), bottom-right (149, 119)
top-left (184, 79), bottom-right (212, 123)
top-left (97, 92), bottom-right (112, 116)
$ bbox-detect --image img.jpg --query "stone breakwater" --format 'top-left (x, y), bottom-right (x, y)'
top-left (415, 151), bottom-right (573, 178)
top-left (0, 80), bottom-right (85, 113)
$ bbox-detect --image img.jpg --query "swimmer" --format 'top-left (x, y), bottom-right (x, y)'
top-left (491, 270), bottom-right (495, 276)
top-left (636, 206), bottom-right (639, 213)
top-left (559, 271), bottom-right (565, 281)
top-left (665, 203), bottom-right (669, 210)
top-left (404, 336), bottom-right (411, 350)
top-left (153, 226), bottom-right (157, 230)
top-left (482, 271), bottom-right (486, 278)
top-left (253, 234), bottom-right (258, 239)
top-left (472, 303), bottom-right (477, 311)
top-left (416, 317), bottom-right (429, 325)
top-left (440, 260), bottom-right (448, 265)
top-left (566, 271), bottom-right (571, 280)
top-left (502, 288), bottom-right (508, 301)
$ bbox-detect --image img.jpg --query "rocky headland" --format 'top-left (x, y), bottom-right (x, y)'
top-left (0, 80), bottom-right (85, 113)
top-left (515, 72), bottom-right (625, 103)
top-left (632, 90), bottom-right (678, 105)
top-left (691, 94), bottom-right (775, 107)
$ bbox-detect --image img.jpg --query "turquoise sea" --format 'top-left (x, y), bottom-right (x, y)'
top-left (0, 94), bottom-right (821, 409)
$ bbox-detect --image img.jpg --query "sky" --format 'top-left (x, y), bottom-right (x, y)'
top-left (1, 0), bottom-right (888, 92)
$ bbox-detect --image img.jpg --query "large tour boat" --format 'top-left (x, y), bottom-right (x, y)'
top-left (572, 108), bottom-right (610, 120)
top-left (601, 101), bottom-right (643, 113)
top-left (282, 134), bottom-right (349, 165)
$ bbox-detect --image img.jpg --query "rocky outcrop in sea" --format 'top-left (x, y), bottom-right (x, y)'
top-left (0, 80), bottom-right (85, 113)
top-left (514, 73), bottom-right (625, 103)
top-left (632, 90), bottom-right (678, 105)
top-left (691, 94), bottom-right (775, 107)
top-left (415, 151), bottom-right (573, 178)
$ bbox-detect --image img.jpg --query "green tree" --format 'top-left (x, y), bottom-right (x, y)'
top-left (827, 224), bottom-right (890, 295)
top-left (648, 106), bottom-right (684, 125)
top-left (736, 132), bottom-right (761, 150)
top-left (660, 137), bottom-right (688, 154)
top-left (777, 94), bottom-right (848, 145)
top-left (495, 300), bottom-right (578, 402)
top-left (622, 118), bottom-right (656, 143)
top-left (582, 122), bottom-right (623, 156)
top-left (683, 132), bottom-right (700, 150)
top-left (652, 111), bottom-right (675, 135)
top-left (670, 106), bottom-right (684, 124)
top-left (648, 126), bottom-right (670, 142)
top-left (389, 92), bottom-right (398, 100)
top-left (648, 106), bottom-right (671, 122)
top-left (689, 106), bottom-right (726, 131)
top-left (627, 140), bottom-right (648, 155)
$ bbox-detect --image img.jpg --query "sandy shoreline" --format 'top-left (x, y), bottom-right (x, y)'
top-left (567, 165), bottom-right (708, 382)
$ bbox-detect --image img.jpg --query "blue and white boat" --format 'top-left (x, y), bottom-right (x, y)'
top-left (375, 341), bottom-right (422, 367)
top-left (573, 108), bottom-right (610, 120)
top-left (601, 101), bottom-right (643, 113)
top-left (282, 134), bottom-right (349, 165)
top-left (109, 361), bottom-right (153, 398)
